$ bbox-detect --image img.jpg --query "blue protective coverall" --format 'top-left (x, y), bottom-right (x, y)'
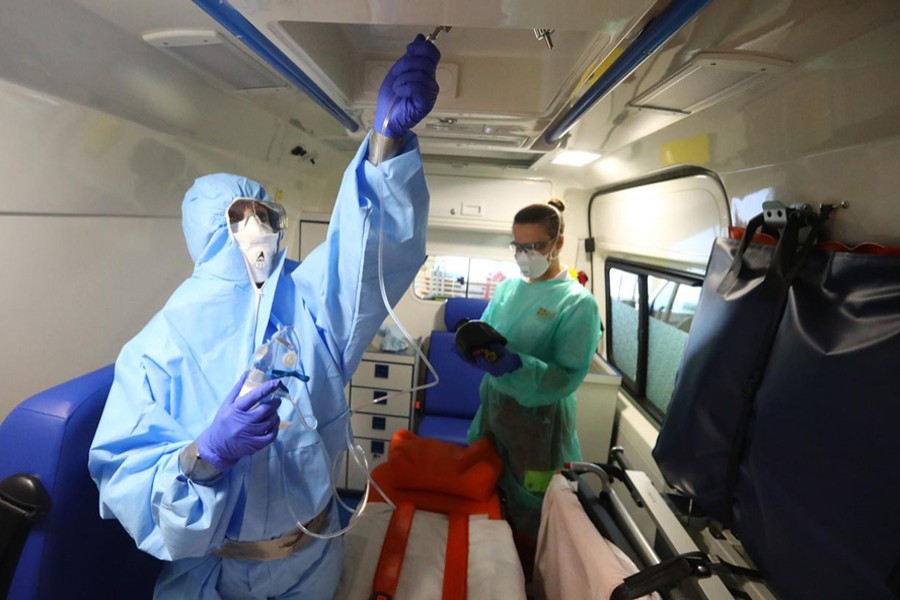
top-left (88, 133), bottom-right (428, 599)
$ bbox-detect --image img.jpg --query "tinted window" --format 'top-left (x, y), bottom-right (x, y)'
top-left (608, 268), bottom-right (640, 382)
top-left (605, 261), bottom-right (702, 422)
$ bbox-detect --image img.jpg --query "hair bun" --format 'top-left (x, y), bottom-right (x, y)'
top-left (548, 198), bottom-right (566, 213)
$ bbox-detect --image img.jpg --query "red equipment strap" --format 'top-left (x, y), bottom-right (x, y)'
top-left (370, 501), bottom-right (416, 600)
top-left (370, 505), bottom-right (470, 600)
top-left (442, 512), bottom-right (469, 600)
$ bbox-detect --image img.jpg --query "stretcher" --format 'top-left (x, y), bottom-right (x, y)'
top-left (335, 429), bottom-right (526, 599)
top-left (335, 429), bottom-right (772, 600)
top-left (538, 451), bottom-right (776, 600)
top-left (335, 503), bottom-right (526, 599)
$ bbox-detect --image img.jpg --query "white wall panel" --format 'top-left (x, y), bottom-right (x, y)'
top-left (589, 174), bottom-right (729, 267)
top-left (0, 215), bottom-right (188, 422)
top-left (0, 76), bottom-right (339, 420)
top-left (0, 0), bottom-right (346, 180)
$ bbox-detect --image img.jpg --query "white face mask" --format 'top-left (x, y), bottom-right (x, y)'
top-left (231, 215), bottom-right (279, 284)
top-left (515, 249), bottom-right (552, 279)
top-left (512, 212), bottom-right (563, 280)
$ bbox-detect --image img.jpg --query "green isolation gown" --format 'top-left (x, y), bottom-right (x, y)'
top-left (467, 272), bottom-right (602, 538)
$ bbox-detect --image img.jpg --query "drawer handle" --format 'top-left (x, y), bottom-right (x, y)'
top-left (372, 416), bottom-right (386, 430)
top-left (374, 364), bottom-right (389, 378)
top-left (371, 440), bottom-right (385, 455)
top-left (373, 390), bottom-right (388, 404)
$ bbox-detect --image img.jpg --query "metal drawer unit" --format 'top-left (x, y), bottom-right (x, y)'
top-left (341, 348), bottom-right (417, 492)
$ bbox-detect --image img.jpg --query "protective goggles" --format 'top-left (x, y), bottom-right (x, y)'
top-left (509, 238), bottom-right (556, 254)
top-left (227, 198), bottom-right (288, 233)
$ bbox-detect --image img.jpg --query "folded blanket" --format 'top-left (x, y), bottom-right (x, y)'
top-left (386, 429), bottom-right (503, 502)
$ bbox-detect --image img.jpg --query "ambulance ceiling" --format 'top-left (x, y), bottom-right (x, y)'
top-left (74, 0), bottom-right (894, 171)
top-left (61, 0), bottom-right (900, 180)
top-left (71, 0), bottom-right (660, 165)
top-left (217, 0), bottom-right (664, 162)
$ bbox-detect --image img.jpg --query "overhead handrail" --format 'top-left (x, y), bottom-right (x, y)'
top-left (543, 0), bottom-right (712, 145)
top-left (192, 0), bottom-right (360, 132)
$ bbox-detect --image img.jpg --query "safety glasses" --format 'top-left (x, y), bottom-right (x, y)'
top-left (509, 238), bottom-right (555, 254)
top-left (227, 198), bottom-right (288, 232)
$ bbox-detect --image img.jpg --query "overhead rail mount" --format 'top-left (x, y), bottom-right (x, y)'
top-left (192, 0), bottom-right (360, 133)
top-left (543, 0), bottom-right (713, 145)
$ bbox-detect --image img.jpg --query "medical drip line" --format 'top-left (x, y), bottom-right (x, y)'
top-left (283, 30), bottom-right (451, 539)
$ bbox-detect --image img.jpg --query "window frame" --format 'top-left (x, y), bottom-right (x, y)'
top-left (604, 257), bottom-right (703, 423)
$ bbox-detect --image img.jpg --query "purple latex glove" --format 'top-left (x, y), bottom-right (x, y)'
top-left (196, 372), bottom-right (283, 472)
top-left (473, 344), bottom-right (523, 377)
top-left (374, 34), bottom-right (441, 139)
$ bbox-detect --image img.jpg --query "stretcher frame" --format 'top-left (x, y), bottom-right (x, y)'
top-left (563, 454), bottom-right (775, 600)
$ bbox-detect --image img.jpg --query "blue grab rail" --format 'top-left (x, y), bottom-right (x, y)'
top-left (192, 0), bottom-right (360, 132)
top-left (543, 0), bottom-right (712, 145)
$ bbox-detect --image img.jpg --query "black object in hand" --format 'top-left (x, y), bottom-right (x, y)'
top-left (454, 320), bottom-right (508, 363)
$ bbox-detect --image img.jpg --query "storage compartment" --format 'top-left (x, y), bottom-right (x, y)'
top-left (343, 347), bottom-right (418, 491)
top-left (350, 386), bottom-right (412, 417)
top-left (574, 354), bottom-right (622, 462)
top-left (352, 359), bottom-right (414, 390)
top-left (351, 412), bottom-right (409, 439)
top-left (345, 438), bottom-right (391, 491)
top-left (427, 175), bottom-right (553, 232)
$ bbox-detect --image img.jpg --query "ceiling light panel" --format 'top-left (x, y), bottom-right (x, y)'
top-left (143, 29), bottom-right (287, 92)
top-left (552, 150), bottom-right (602, 166)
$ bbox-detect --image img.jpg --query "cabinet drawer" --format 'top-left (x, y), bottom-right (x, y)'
top-left (345, 438), bottom-right (390, 491)
top-left (353, 360), bottom-right (413, 390)
top-left (350, 387), bottom-right (412, 417)
top-left (351, 412), bottom-right (408, 440)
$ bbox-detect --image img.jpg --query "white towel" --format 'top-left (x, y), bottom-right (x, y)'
top-left (335, 504), bottom-right (527, 600)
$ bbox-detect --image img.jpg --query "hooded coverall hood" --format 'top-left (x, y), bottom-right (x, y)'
top-left (181, 173), bottom-right (274, 282)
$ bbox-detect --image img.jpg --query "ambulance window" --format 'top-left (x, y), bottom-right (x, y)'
top-left (647, 277), bottom-right (699, 414)
top-left (607, 268), bottom-right (641, 383)
top-left (414, 255), bottom-right (519, 300)
top-left (605, 260), bottom-right (702, 422)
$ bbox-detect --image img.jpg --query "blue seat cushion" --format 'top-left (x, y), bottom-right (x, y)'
top-left (0, 365), bottom-right (160, 600)
top-left (443, 297), bottom-right (488, 332)
top-left (417, 415), bottom-right (473, 447)
top-left (424, 332), bottom-right (484, 418)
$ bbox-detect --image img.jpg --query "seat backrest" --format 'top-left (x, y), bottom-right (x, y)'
top-left (443, 297), bottom-right (489, 332)
top-left (0, 365), bottom-right (161, 600)
top-left (423, 332), bottom-right (484, 418)
top-left (422, 297), bottom-right (491, 418)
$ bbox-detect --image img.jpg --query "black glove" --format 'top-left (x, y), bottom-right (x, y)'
top-left (454, 320), bottom-right (508, 363)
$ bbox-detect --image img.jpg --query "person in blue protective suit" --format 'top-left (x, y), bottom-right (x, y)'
top-left (88, 34), bottom-right (440, 600)
top-left (465, 198), bottom-right (602, 571)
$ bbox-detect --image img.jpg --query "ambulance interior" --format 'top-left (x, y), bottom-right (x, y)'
top-left (1, 0), bottom-right (899, 598)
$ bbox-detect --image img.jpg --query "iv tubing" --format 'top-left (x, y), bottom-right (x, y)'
top-left (283, 43), bottom-right (448, 538)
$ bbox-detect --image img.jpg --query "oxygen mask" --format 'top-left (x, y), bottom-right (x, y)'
top-left (242, 326), bottom-right (316, 429)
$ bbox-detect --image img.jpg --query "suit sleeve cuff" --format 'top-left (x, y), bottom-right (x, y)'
top-left (178, 440), bottom-right (224, 485)
top-left (367, 130), bottom-right (405, 166)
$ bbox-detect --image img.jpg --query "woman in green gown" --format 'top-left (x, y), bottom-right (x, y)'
top-left (466, 198), bottom-right (603, 567)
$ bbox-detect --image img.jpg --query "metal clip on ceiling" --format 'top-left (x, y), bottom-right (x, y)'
top-left (543, 0), bottom-right (713, 145)
top-left (192, 0), bottom-right (360, 133)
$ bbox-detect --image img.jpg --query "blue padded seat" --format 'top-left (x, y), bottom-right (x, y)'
top-left (443, 297), bottom-right (491, 333)
top-left (0, 365), bottom-right (160, 600)
top-left (417, 297), bottom-right (489, 446)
